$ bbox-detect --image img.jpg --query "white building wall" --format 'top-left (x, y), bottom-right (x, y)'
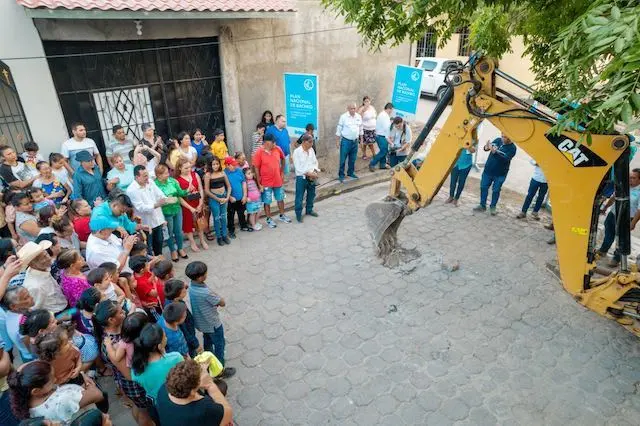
top-left (0, 1), bottom-right (68, 156)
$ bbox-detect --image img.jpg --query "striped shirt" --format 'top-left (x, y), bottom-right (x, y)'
top-left (188, 281), bottom-right (222, 333)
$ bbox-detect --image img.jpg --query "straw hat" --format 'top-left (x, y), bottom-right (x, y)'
top-left (16, 241), bottom-right (52, 271)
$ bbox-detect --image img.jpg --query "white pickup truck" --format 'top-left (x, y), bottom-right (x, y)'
top-left (415, 57), bottom-right (463, 101)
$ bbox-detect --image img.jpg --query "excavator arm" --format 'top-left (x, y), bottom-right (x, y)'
top-left (367, 57), bottom-right (640, 335)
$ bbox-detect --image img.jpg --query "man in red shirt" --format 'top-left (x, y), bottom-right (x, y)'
top-left (252, 134), bottom-right (291, 228)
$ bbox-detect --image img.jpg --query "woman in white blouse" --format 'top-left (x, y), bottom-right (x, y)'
top-left (358, 96), bottom-right (377, 161)
top-left (169, 131), bottom-right (198, 168)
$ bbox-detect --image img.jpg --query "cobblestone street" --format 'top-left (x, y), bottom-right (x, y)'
top-left (112, 182), bottom-right (640, 425)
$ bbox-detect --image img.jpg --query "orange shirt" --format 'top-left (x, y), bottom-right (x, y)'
top-left (252, 146), bottom-right (285, 188)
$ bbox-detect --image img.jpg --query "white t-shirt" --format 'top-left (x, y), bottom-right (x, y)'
top-left (362, 106), bottom-right (377, 131)
top-left (61, 137), bottom-right (100, 170)
top-left (86, 233), bottom-right (132, 273)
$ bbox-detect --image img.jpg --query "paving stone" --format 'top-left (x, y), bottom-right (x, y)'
top-left (284, 380), bottom-right (311, 400)
top-left (327, 376), bottom-right (352, 397)
top-left (258, 393), bottom-right (287, 414)
top-left (236, 385), bottom-right (265, 408)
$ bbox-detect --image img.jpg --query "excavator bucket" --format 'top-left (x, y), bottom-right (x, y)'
top-left (365, 197), bottom-right (409, 257)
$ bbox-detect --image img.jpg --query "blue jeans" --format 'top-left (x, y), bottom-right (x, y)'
top-left (165, 212), bottom-right (184, 252)
top-left (209, 196), bottom-right (228, 238)
top-left (480, 173), bottom-right (507, 208)
top-left (521, 179), bottom-right (548, 213)
top-left (203, 325), bottom-right (226, 366)
top-left (389, 153), bottom-right (407, 167)
top-left (449, 166), bottom-right (471, 199)
top-left (295, 176), bottom-right (316, 218)
top-left (369, 135), bottom-right (389, 169)
top-left (599, 211), bottom-right (617, 256)
top-left (339, 138), bottom-right (358, 179)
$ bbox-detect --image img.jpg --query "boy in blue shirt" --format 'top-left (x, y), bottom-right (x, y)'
top-left (185, 261), bottom-right (235, 378)
top-left (224, 157), bottom-right (250, 238)
top-left (474, 134), bottom-right (517, 215)
top-left (159, 302), bottom-right (189, 357)
top-left (164, 279), bottom-right (201, 357)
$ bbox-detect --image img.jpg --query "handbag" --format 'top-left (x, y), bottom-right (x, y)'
top-left (185, 192), bottom-right (201, 201)
top-left (195, 212), bottom-right (208, 231)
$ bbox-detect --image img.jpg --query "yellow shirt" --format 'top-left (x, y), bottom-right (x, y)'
top-left (211, 141), bottom-right (228, 169)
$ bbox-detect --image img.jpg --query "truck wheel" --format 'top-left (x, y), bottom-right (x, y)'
top-left (436, 86), bottom-right (452, 105)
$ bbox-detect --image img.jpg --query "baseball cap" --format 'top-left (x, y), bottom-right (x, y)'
top-left (224, 157), bottom-right (238, 166)
top-left (75, 150), bottom-right (93, 162)
top-left (89, 215), bottom-right (117, 232)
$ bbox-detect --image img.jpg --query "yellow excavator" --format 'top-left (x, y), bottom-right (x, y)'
top-left (366, 55), bottom-right (640, 336)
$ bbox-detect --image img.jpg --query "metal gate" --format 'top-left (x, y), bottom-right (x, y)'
top-left (43, 37), bottom-right (225, 156)
top-left (0, 60), bottom-right (33, 151)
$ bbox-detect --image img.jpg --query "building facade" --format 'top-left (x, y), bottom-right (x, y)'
top-left (1, 0), bottom-right (410, 159)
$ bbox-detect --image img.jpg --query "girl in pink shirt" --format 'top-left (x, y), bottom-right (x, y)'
top-left (57, 250), bottom-right (91, 308)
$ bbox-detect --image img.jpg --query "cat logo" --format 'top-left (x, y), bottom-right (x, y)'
top-left (546, 134), bottom-right (607, 167)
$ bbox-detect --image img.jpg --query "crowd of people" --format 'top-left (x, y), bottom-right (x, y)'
top-left (0, 109), bottom-right (321, 424)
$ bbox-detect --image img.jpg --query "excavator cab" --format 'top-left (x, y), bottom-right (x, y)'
top-left (366, 56), bottom-right (640, 335)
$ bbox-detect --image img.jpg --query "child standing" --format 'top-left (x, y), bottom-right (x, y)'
top-left (21, 141), bottom-right (45, 172)
top-left (130, 255), bottom-right (162, 321)
top-left (151, 259), bottom-right (174, 307)
top-left (87, 267), bottom-right (126, 309)
top-left (244, 168), bottom-right (262, 231)
top-left (234, 152), bottom-right (250, 170)
top-left (159, 302), bottom-right (189, 357)
top-left (99, 261), bottom-right (137, 308)
top-left (49, 152), bottom-right (73, 192)
top-left (34, 325), bottom-right (82, 385)
top-left (185, 261), bottom-right (235, 378)
top-left (210, 129), bottom-right (228, 170)
top-left (224, 157), bottom-right (250, 238)
top-left (164, 279), bottom-right (200, 357)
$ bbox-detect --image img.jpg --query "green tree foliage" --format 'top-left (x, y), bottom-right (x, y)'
top-left (321, 0), bottom-right (640, 134)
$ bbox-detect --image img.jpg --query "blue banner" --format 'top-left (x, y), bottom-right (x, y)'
top-left (391, 65), bottom-right (423, 121)
top-left (284, 73), bottom-right (319, 138)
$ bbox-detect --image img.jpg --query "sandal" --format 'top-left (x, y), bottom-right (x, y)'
top-left (205, 231), bottom-right (217, 241)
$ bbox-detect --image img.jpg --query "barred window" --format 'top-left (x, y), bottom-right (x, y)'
top-left (0, 61), bottom-right (32, 152)
top-left (457, 27), bottom-right (471, 56)
top-left (416, 29), bottom-right (436, 58)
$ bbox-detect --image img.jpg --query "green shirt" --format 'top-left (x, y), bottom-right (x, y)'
top-left (154, 177), bottom-right (188, 216)
top-left (131, 352), bottom-right (183, 401)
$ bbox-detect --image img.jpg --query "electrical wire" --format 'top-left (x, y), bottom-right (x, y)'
top-left (0, 26), bottom-right (356, 62)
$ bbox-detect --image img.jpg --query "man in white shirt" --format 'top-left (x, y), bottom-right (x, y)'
top-left (126, 165), bottom-right (176, 256)
top-left (61, 122), bottom-right (104, 174)
top-left (369, 102), bottom-right (394, 171)
top-left (18, 241), bottom-right (68, 314)
top-left (335, 103), bottom-right (363, 183)
top-left (86, 216), bottom-right (138, 274)
top-left (292, 134), bottom-right (320, 223)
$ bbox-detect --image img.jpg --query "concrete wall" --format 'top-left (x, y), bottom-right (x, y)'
top-left (0, 1), bottom-right (68, 156)
top-left (35, 19), bottom-right (220, 41)
top-left (226, 0), bottom-right (412, 157)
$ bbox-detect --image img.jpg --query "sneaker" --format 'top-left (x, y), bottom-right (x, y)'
top-left (229, 232), bottom-right (236, 239)
top-left (453, 199), bottom-right (459, 207)
top-left (445, 197), bottom-right (454, 204)
top-left (266, 217), bottom-right (277, 228)
top-left (218, 367), bottom-right (236, 379)
top-left (307, 211), bottom-right (319, 217)
top-left (279, 214), bottom-right (292, 223)
top-left (544, 223), bottom-right (554, 231)
top-left (348, 174), bottom-right (359, 180)
top-left (223, 236), bottom-right (231, 244)
top-left (217, 238), bottom-right (224, 246)
top-left (253, 223), bottom-right (263, 231)
top-left (531, 212), bottom-right (540, 221)
top-left (490, 207), bottom-right (497, 216)
top-left (472, 205), bottom-right (487, 212)
top-left (339, 177), bottom-right (345, 184)
top-left (516, 212), bottom-right (526, 219)
top-left (245, 227), bottom-right (254, 232)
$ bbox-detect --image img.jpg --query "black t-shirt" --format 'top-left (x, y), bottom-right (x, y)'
top-left (0, 158), bottom-right (34, 184)
top-left (155, 384), bottom-right (225, 426)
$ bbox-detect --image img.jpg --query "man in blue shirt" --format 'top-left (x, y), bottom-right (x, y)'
top-left (224, 157), bottom-right (249, 238)
top-left (265, 115), bottom-right (292, 178)
top-left (72, 150), bottom-right (109, 207)
top-left (473, 134), bottom-right (517, 215)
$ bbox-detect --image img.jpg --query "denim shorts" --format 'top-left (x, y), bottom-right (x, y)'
top-left (246, 201), bottom-right (261, 213)
top-left (261, 186), bottom-right (284, 204)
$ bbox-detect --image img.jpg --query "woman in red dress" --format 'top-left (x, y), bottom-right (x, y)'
top-left (175, 157), bottom-right (208, 252)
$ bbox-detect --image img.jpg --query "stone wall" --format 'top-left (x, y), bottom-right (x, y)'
top-left (226, 0), bottom-right (411, 157)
